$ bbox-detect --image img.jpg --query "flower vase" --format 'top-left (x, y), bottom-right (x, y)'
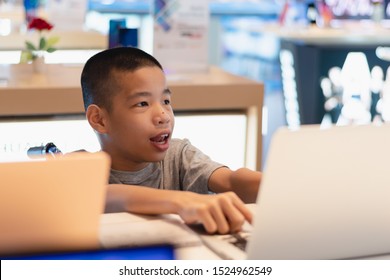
top-left (32, 55), bottom-right (46, 74)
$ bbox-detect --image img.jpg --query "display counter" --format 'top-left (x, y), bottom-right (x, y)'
top-left (0, 30), bottom-right (107, 50)
top-left (259, 23), bottom-right (390, 125)
top-left (0, 64), bottom-right (263, 170)
top-left (261, 22), bottom-right (390, 46)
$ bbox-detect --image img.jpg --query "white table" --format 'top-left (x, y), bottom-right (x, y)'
top-left (99, 212), bottom-right (221, 260)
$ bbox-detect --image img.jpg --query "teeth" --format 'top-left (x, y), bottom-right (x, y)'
top-left (151, 134), bottom-right (169, 143)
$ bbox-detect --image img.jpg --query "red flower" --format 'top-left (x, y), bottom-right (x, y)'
top-left (28, 18), bottom-right (53, 32)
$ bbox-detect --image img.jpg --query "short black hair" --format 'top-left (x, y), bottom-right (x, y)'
top-left (81, 47), bottom-right (163, 111)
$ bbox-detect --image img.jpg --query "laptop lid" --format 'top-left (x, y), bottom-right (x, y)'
top-left (0, 152), bottom-right (110, 257)
top-left (247, 124), bottom-right (390, 260)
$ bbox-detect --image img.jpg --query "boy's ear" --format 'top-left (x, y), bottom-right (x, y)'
top-left (86, 104), bottom-right (109, 134)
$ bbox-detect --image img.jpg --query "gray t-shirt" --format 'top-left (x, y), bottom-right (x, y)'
top-left (109, 138), bottom-right (225, 193)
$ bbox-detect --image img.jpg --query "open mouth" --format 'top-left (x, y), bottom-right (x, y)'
top-left (150, 133), bottom-right (169, 144)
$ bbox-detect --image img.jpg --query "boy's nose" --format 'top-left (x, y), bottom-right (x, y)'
top-left (153, 106), bottom-right (171, 125)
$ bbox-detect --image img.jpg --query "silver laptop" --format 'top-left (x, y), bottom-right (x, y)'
top-left (0, 152), bottom-right (110, 257)
top-left (198, 124), bottom-right (390, 260)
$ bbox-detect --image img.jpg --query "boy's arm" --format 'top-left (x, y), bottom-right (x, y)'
top-left (105, 184), bottom-right (252, 234)
top-left (208, 167), bottom-right (261, 203)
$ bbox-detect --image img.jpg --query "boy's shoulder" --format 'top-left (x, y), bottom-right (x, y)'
top-left (166, 138), bottom-right (196, 158)
top-left (163, 138), bottom-right (190, 165)
top-left (169, 138), bottom-right (191, 151)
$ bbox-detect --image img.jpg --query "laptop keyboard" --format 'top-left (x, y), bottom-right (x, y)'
top-left (187, 223), bottom-right (252, 255)
top-left (221, 232), bottom-right (251, 251)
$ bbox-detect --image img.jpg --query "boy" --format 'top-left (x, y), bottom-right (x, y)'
top-left (81, 47), bottom-right (261, 234)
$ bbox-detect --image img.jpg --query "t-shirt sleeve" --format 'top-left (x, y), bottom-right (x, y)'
top-left (174, 139), bottom-right (226, 193)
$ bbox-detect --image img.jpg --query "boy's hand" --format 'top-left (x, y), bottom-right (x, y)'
top-left (175, 191), bottom-right (252, 234)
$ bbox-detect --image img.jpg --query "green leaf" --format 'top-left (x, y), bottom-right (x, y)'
top-left (19, 50), bottom-right (33, 63)
top-left (39, 37), bottom-right (46, 50)
top-left (46, 36), bottom-right (60, 48)
top-left (46, 47), bottom-right (57, 53)
top-left (25, 41), bottom-right (37, 51)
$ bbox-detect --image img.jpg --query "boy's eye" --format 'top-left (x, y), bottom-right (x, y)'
top-left (136, 101), bottom-right (149, 107)
top-left (163, 99), bottom-right (171, 105)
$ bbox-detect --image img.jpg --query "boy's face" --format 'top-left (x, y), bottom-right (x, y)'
top-left (101, 66), bottom-right (175, 171)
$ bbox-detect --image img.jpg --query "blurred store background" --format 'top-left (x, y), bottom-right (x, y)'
top-left (2, 0), bottom-right (390, 168)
